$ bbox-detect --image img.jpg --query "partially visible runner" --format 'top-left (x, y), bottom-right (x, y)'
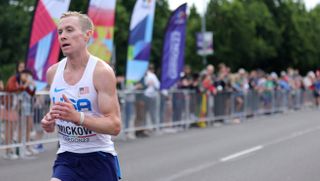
top-left (41, 11), bottom-right (122, 181)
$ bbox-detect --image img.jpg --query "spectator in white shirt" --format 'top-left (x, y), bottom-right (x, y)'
top-left (144, 64), bottom-right (160, 129)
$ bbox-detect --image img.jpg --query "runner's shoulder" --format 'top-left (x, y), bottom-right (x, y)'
top-left (94, 58), bottom-right (115, 78)
top-left (93, 58), bottom-right (117, 91)
top-left (46, 63), bottom-right (59, 84)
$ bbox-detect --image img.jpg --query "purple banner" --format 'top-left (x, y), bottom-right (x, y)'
top-left (196, 32), bottom-right (214, 56)
top-left (160, 3), bottom-right (187, 90)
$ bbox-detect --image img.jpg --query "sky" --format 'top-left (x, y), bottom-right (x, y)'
top-left (169, 0), bottom-right (320, 14)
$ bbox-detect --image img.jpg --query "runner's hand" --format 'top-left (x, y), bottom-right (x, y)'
top-left (41, 112), bottom-right (56, 133)
top-left (51, 94), bottom-right (81, 125)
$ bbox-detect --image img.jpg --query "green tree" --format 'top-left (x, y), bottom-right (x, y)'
top-left (1, 0), bottom-right (320, 79)
top-left (69, 0), bottom-right (88, 13)
top-left (206, 0), bottom-right (256, 71)
top-left (273, 0), bottom-right (314, 72)
top-left (185, 5), bottom-right (202, 71)
top-left (205, 0), bottom-right (320, 73)
top-left (309, 5), bottom-right (320, 69)
top-left (150, 0), bottom-right (170, 75)
top-left (0, 0), bottom-right (35, 65)
top-left (0, 0), bottom-right (35, 82)
top-left (245, 0), bottom-right (281, 71)
top-left (114, 0), bottom-right (132, 75)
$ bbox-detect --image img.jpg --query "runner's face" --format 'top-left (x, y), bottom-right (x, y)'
top-left (58, 16), bottom-right (87, 56)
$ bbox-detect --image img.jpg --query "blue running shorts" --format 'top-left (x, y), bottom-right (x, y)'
top-left (52, 151), bottom-right (121, 181)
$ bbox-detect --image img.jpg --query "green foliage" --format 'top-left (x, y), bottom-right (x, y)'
top-left (204, 0), bottom-right (320, 73)
top-left (151, 0), bottom-right (171, 74)
top-left (114, 0), bottom-right (133, 75)
top-left (68, 0), bottom-right (89, 13)
top-left (1, 0), bottom-right (320, 81)
top-left (185, 5), bottom-right (202, 71)
top-left (0, 0), bottom-right (35, 66)
top-left (0, 64), bottom-right (16, 84)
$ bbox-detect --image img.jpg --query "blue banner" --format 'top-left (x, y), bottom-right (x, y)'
top-left (160, 3), bottom-right (187, 90)
top-left (125, 0), bottom-right (156, 85)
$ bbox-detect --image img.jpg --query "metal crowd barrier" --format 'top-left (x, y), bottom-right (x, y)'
top-left (0, 91), bottom-right (56, 157)
top-left (0, 89), bottom-right (316, 155)
top-left (119, 89), bottom-right (315, 133)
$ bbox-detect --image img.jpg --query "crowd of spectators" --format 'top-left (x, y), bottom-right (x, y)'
top-left (1, 61), bottom-right (320, 156)
top-left (0, 62), bottom-right (44, 160)
top-left (119, 63), bottom-right (320, 139)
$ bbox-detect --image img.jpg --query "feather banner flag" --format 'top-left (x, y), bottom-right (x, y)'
top-left (125, 0), bottom-right (156, 85)
top-left (87, 0), bottom-right (116, 63)
top-left (26, 0), bottom-right (71, 90)
top-left (160, 3), bottom-right (187, 90)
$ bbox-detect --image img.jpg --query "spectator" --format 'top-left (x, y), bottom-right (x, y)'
top-left (19, 69), bottom-right (37, 156)
top-left (134, 78), bottom-right (147, 137)
top-left (180, 65), bottom-right (193, 83)
top-left (0, 74), bottom-right (4, 91)
top-left (313, 70), bottom-right (320, 107)
top-left (123, 82), bottom-right (138, 140)
top-left (5, 68), bottom-right (37, 158)
top-left (303, 71), bottom-right (315, 90)
top-left (0, 74), bottom-right (4, 149)
top-left (198, 64), bottom-right (216, 128)
top-left (230, 68), bottom-right (248, 122)
top-left (32, 95), bottom-right (47, 153)
top-left (143, 64), bottom-right (160, 132)
top-left (159, 89), bottom-right (172, 128)
top-left (214, 63), bottom-right (228, 92)
top-left (172, 65), bottom-right (193, 124)
top-left (248, 70), bottom-right (259, 91)
top-left (278, 72), bottom-right (291, 92)
top-left (245, 70), bottom-right (260, 116)
top-left (214, 64), bottom-right (230, 122)
top-left (189, 73), bottom-right (201, 123)
top-left (200, 64), bottom-right (216, 95)
top-left (3, 62), bottom-right (26, 159)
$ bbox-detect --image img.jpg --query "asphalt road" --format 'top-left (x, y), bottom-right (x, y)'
top-left (1, 109), bottom-right (320, 181)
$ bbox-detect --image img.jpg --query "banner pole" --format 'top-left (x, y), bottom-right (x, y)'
top-left (201, 0), bottom-right (207, 65)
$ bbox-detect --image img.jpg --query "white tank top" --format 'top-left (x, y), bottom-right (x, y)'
top-left (50, 55), bottom-right (116, 155)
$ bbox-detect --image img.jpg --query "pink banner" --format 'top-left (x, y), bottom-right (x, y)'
top-left (26, 0), bottom-right (70, 85)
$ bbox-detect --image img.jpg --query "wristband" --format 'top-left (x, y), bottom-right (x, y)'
top-left (79, 112), bottom-right (85, 126)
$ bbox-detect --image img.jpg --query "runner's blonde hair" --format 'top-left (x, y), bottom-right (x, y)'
top-left (60, 11), bottom-right (94, 33)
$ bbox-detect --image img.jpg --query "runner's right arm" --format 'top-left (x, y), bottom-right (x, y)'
top-left (41, 64), bottom-right (58, 133)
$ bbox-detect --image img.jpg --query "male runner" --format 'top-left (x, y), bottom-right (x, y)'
top-left (41, 11), bottom-right (121, 181)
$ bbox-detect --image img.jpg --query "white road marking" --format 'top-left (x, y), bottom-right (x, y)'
top-left (264, 126), bottom-right (320, 147)
top-left (220, 145), bottom-right (264, 162)
top-left (160, 126), bottom-right (320, 181)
